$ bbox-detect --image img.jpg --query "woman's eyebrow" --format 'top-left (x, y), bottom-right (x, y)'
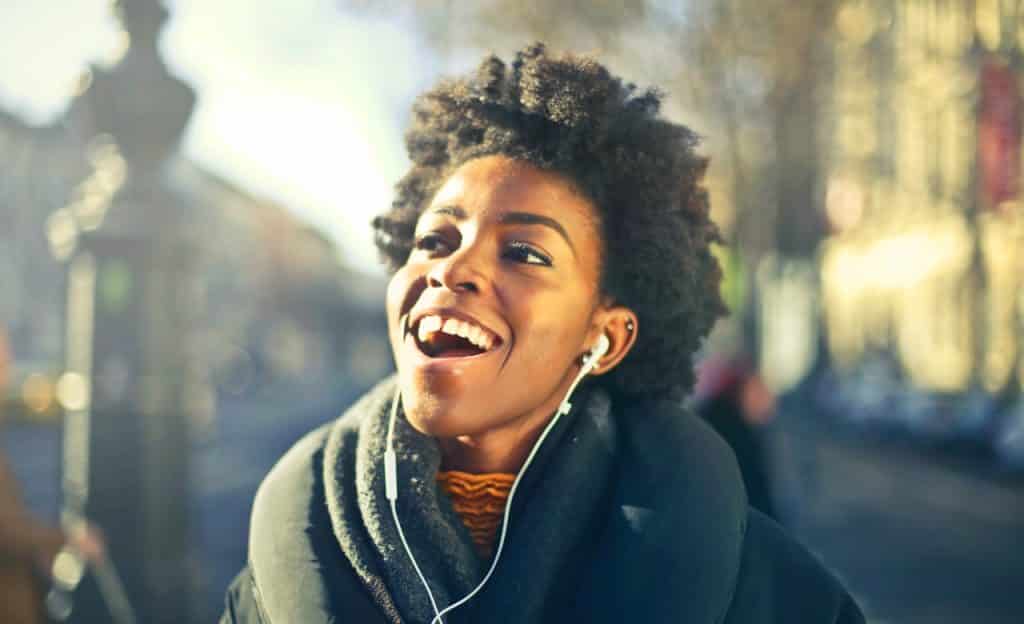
top-left (426, 206), bottom-right (577, 256)
top-left (429, 206), bottom-right (465, 218)
top-left (499, 212), bottom-right (576, 256)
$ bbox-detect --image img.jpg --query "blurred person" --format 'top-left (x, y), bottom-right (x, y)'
top-left (0, 454), bottom-right (65, 624)
top-left (694, 355), bottom-right (777, 519)
top-left (221, 44), bottom-right (863, 623)
top-left (0, 326), bottom-right (8, 393)
top-left (0, 327), bottom-right (105, 624)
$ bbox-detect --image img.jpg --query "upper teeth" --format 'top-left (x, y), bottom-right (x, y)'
top-left (416, 315), bottom-right (495, 351)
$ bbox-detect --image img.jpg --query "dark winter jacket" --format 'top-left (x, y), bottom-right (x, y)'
top-left (220, 377), bottom-right (864, 623)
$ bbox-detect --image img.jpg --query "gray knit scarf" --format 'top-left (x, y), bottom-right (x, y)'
top-left (323, 376), bottom-right (616, 624)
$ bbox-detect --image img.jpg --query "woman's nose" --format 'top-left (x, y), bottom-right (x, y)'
top-left (426, 247), bottom-right (489, 294)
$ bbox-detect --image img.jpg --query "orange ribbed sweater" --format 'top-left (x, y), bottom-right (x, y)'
top-left (436, 470), bottom-right (515, 558)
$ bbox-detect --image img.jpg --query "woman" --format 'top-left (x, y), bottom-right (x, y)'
top-left (222, 44), bottom-right (863, 623)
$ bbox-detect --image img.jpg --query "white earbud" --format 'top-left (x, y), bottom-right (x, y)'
top-left (557, 333), bottom-right (610, 417)
top-left (589, 333), bottom-right (611, 367)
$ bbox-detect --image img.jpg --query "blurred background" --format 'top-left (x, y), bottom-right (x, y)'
top-left (0, 1), bottom-right (1022, 622)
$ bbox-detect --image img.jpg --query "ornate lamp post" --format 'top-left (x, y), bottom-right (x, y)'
top-left (51, 1), bottom-right (203, 622)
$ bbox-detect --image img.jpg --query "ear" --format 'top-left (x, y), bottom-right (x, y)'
top-left (586, 305), bottom-right (638, 376)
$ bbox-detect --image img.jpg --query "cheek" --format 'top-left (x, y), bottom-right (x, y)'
top-left (507, 291), bottom-right (592, 368)
top-left (385, 264), bottom-right (423, 323)
top-left (521, 329), bottom-right (579, 370)
top-left (385, 267), bottom-right (417, 354)
top-left (385, 271), bottom-right (407, 324)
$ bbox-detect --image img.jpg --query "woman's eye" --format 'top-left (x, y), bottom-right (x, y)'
top-left (413, 233), bottom-right (452, 255)
top-left (503, 241), bottom-right (551, 266)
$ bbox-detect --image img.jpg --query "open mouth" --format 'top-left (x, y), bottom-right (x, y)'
top-left (408, 314), bottom-right (503, 359)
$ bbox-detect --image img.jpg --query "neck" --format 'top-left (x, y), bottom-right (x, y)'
top-left (437, 372), bottom-right (584, 474)
top-left (434, 360), bottom-right (593, 471)
top-left (437, 412), bottom-right (549, 473)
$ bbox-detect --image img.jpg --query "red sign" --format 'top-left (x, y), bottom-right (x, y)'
top-left (978, 59), bottom-right (1022, 209)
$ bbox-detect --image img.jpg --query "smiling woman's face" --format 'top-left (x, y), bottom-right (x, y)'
top-left (385, 155), bottom-right (609, 444)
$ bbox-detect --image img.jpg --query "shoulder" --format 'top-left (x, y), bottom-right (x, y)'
top-left (217, 429), bottom-right (334, 624)
top-left (581, 396), bottom-right (749, 621)
top-left (725, 510), bottom-right (866, 623)
top-left (248, 423), bottom-right (335, 562)
top-left (219, 566), bottom-right (265, 624)
top-left (613, 395), bottom-right (747, 525)
top-left (602, 396), bottom-right (863, 623)
top-left (243, 385), bottom-right (391, 623)
top-left (247, 424), bottom-right (339, 618)
top-left (252, 424), bottom-right (332, 515)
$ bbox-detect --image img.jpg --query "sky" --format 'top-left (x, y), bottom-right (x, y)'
top-left (0, 1), bottom-right (123, 122)
top-left (0, 0), bottom-right (438, 274)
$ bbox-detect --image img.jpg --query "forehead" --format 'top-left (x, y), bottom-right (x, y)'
top-left (426, 156), bottom-right (601, 232)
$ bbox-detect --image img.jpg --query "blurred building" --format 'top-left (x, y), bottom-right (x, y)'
top-left (0, 110), bottom-right (91, 383)
top-left (819, 0), bottom-right (1024, 399)
top-left (165, 158), bottom-right (388, 405)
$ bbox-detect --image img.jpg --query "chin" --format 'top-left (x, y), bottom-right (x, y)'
top-left (398, 378), bottom-right (472, 438)
top-left (402, 382), bottom-right (521, 441)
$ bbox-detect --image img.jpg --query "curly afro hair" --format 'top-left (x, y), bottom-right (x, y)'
top-left (372, 43), bottom-right (725, 401)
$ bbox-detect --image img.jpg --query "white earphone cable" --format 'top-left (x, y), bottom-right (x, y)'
top-left (388, 338), bottom-right (607, 624)
top-left (386, 395), bottom-right (444, 619)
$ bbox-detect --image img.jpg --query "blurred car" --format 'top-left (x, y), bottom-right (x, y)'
top-left (994, 400), bottom-right (1024, 473)
top-left (820, 355), bottom-right (905, 431)
top-left (813, 358), bottom-right (1004, 452)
